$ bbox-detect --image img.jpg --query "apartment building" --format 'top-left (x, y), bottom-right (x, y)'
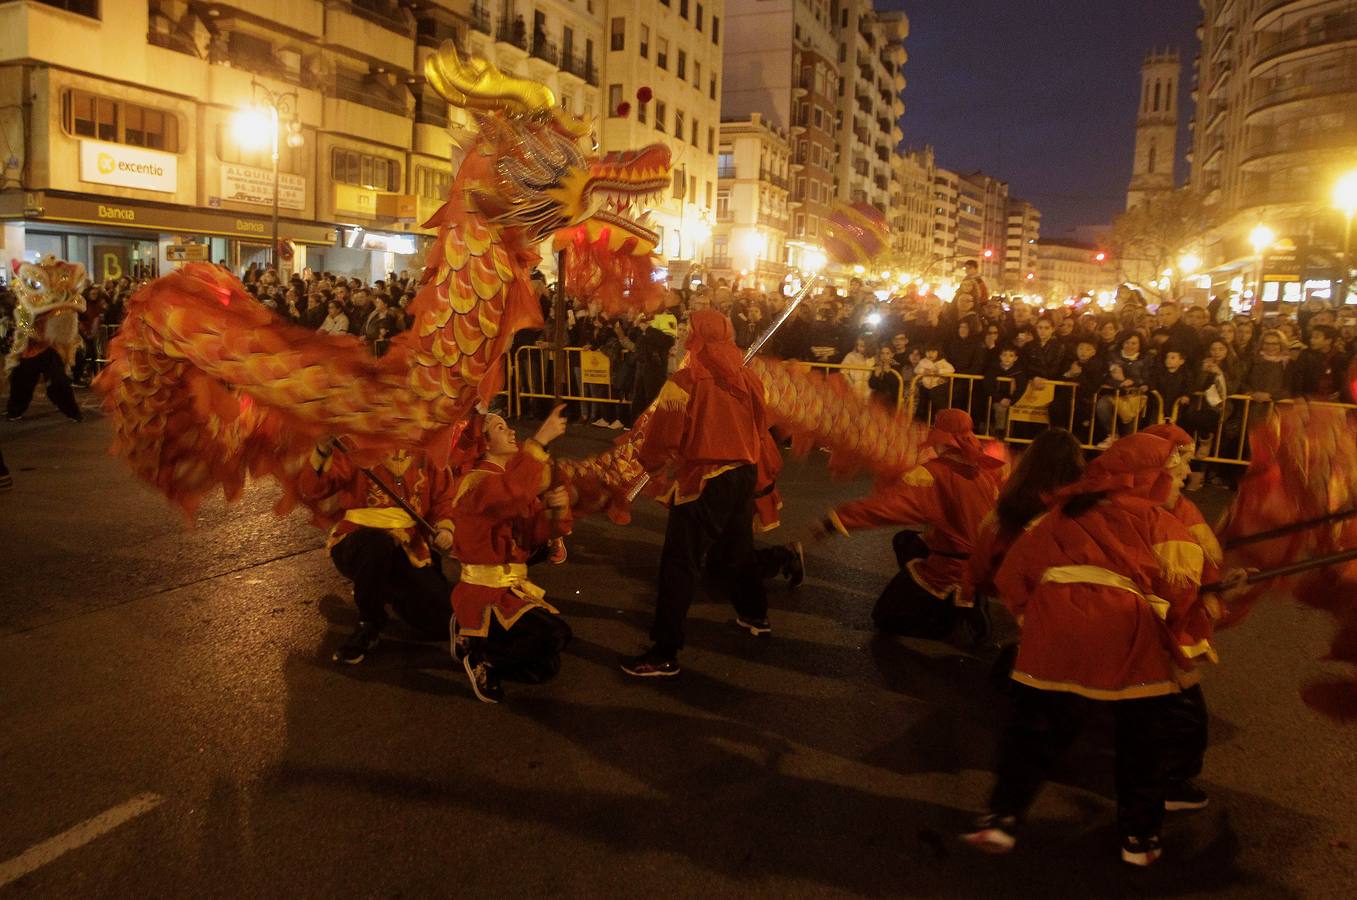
top-left (1004, 198), bottom-right (1042, 291)
top-left (831, 2), bottom-right (905, 219)
top-left (890, 145), bottom-right (934, 274)
top-left (1189, 0), bottom-right (1357, 297)
top-left (931, 167), bottom-right (958, 265)
top-left (600, 0), bottom-right (723, 270)
top-left (711, 113), bottom-right (792, 289)
top-left (1036, 238), bottom-right (1117, 301)
top-left (0, 0), bottom-right (607, 282)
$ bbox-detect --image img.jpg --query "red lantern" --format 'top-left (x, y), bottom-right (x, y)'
top-left (636, 86), bottom-right (653, 104)
top-left (616, 101), bottom-right (631, 117)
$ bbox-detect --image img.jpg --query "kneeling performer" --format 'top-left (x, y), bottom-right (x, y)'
top-left (450, 407), bottom-right (573, 704)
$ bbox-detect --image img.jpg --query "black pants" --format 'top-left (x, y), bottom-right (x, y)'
top-left (871, 531), bottom-right (956, 638)
top-left (651, 464), bottom-right (767, 656)
top-left (330, 528), bottom-right (450, 639)
top-left (470, 608), bottom-right (573, 683)
top-left (1161, 684), bottom-right (1208, 787)
top-left (7, 347), bottom-right (82, 420)
top-left (990, 684), bottom-right (1172, 840)
top-left (0, 446), bottom-right (8, 477)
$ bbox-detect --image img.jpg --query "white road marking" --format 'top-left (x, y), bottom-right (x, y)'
top-left (0, 792), bottom-right (164, 888)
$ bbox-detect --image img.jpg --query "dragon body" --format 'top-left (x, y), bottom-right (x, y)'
top-left (5, 256), bottom-right (87, 373)
top-left (95, 44), bottom-right (669, 520)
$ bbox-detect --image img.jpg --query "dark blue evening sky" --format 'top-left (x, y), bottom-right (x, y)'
top-left (880, 0), bottom-right (1200, 237)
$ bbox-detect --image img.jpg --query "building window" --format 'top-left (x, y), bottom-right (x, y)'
top-left (673, 168), bottom-right (684, 199)
top-left (661, 0), bottom-right (669, 6)
top-left (657, 37), bottom-right (668, 70)
top-left (675, 110), bottom-right (685, 144)
top-left (217, 125), bottom-right (299, 172)
top-left (712, 15), bottom-right (720, 45)
top-left (680, 0), bottom-right (689, 18)
top-left (655, 100), bottom-right (667, 132)
top-left (36, 0), bottom-right (99, 16)
top-left (63, 89), bottom-right (180, 152)
top-left (718, 151), bottom-right (734, 176)
top-left (610, 17), bottom-right (625, 51)
top-left (691, 117), bottom-right (699, 147)
top-left (697, 3), bottom-right (704, 31)
top-left (707, 127), bottom-right (715, 154)
top-left (332, 147), bottom-right (400, 192)
top-left (694, 60), bottom-right (701, 90)
top-left (705, 181), bottom-right (713, 207)
top-left (717, 191), bottom-right (730, 216)
top-left (608, 84), bottom-right (623, 116)
top-left (415, 165), bottom-right (453, 201)
top-left (677, 49), bottom-right (686, 80)
top-left (640, 24), bottom-right (649, 58)
top-left (638, 102), bottom-right (647, 124)
top-left (709, 73), bottom-right (717, 100)
top-left (689, 173), bottom-right (696, 200)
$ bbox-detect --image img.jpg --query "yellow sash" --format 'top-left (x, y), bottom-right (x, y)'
top-left (344, 507), bottom-right (416, 530)
top-left (459, 563), bottom-right (558, 612)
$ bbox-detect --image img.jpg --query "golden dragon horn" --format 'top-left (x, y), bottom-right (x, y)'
top-left (424, 41), bottom-right (555, 114)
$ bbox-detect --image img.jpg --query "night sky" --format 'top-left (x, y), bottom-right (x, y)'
top-left (880, 0), bottom-right (1200, 237)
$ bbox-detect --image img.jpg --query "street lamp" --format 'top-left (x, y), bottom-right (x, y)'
top-left (1332, 170), bottom-right (1357, 302)
top-left (232, 81), bottom-right (302, 270)
top-left (1248, 223), bottom-right (1276, 320)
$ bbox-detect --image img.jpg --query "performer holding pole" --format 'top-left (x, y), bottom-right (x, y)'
top-left (449, 406), bottom-right (573, 703)
top-left (619, 310), bottom-right (781, 677)
top-left (298, 443), bottom-right (457, 664)
top-left (962, 433), bottom-right (1250, 867)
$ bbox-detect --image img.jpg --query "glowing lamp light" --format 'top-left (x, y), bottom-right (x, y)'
top-left (1178, 253), bottom-right (1201, 275)
top-left (866, 312), bottom-right (883, 326)
top-left (1334, 171), bottom-right (1357, 217)
top-left (231, 106), bottom-right (275, 151)
top-left (803, 248), bottom-right (828, 274)
top-left (982, 248), bottom-right (994, 259)
top-left (852, 264), bottom-right (866, 275)
top-left (1025, 272), bottom-right (1035, 280)
top-left (1249, 224), bottom-right (1276, 254)
top-left (1093, 251), bottom-right (1107, 263)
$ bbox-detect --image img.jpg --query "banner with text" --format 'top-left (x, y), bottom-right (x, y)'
top-left (219, 163), bottom-right (306, 211)
top-left (79, 140), bottom-right (177, 194)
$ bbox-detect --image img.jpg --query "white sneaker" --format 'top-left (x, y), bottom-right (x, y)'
top-left (961, 815), bottom-right (1017, 854)
top-left (592, 418), bottom-right (609, 427)
top-left (1095, 436), bottom-right (1115, 450)
top-left (607, 420), bottom-right (624, 429)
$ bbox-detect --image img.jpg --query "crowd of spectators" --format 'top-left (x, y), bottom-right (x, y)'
top-left (4, 258), bottom-right (1354, 488)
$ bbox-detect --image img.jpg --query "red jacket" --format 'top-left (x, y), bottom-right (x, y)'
top-left (449, 442), bottom-right (570, 636)
top-left (829, 454), bottom-right (1003, 606)
top-left (996, 495), bottom-right (1209, 700)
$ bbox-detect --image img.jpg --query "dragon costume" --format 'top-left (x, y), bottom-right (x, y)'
top-left (94, 44), bottom-right (670, 521)
top-left (5, 256), bottom-right (87, 374)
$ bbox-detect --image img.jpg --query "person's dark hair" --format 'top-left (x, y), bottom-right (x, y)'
top-left (996, 429), bottom-right (1085, 531)
top-left (1061, 490), bottom-right (1108, 518)
top-left (1310, 323), bottom-right (1338, 342)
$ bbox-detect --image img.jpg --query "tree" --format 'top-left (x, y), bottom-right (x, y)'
top-left (1110, 189), bottom-right (1214, 300)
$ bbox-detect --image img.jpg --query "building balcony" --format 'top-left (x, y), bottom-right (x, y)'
top-left (416, 16), bottom-right (465, 50)
top-left (1242, 125), bottom-right (1357, 167)
top-left (327, 73), bottom-right (410, 117)
top-left (529, 36), bottom-right (558, 66)
top-left (715, 210), bottom-right (734, 222)
top-left (470, 4), bottom-right (492, 35)
top-left (1247, 72), bottom-right (1357, 122)
top-left (495, 17), bottom-right (529, 52)
top-left (759, 212), bottom-right (789, 230)
top-left (331, 0), bottom-right (414, 35)
top-left (1252, 19), bottom-right (1357, 74)
top-left (718, 165), bottom-right (737, 179)
top-left (1254, 0), bottom-right (1310, 30)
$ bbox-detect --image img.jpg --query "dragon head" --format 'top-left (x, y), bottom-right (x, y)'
top-left (425, 43), bottom-right (670, 254)
top-left (10, 256), bottom-right (88, 320)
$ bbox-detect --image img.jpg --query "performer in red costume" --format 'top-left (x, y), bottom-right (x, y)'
top-left (962, 433), bottom-right (1244, 867)
top-left (620, 309), bottom-right (781, 678)
top-left (819, 409), bottom-right (1005, 639)
top-left (299, 445), bottom-right (457, 664)
top-left (450, 406), bottom-right (573, 704)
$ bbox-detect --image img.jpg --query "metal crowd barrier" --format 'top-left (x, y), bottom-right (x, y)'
top-left (908, 373), bottom-right (1167, 451)
top-left (1171, 394), bottom-right (1357, 467)
top-left (512, 344), bottom-right (628, 420)
top-left (804, 360), bottom-right (906, 411)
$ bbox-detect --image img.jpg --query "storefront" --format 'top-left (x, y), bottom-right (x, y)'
top-left (0, 191), bottom-right (336, 282)
top-left (307, 226), bottom-right (431, 284)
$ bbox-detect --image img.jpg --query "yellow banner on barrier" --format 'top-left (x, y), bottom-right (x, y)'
top-left (1010, 381), bottom-right (1055, 424)
top-left (580, 350), bottom-right (611, 385)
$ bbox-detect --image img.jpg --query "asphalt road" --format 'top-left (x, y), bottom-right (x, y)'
top-left (1, 391), bottom-right (1354, 899)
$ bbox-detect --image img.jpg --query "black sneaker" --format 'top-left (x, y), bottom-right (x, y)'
top-left (960, 814), bottom-right (1017, 854)
top-left (0, 473), bottom-right (12, 492)
top-left (783, 542), bottom-right (805, 588)
top-left (735, 616), bottom-right (772, 637)
top-left (1164, 780), bottom-right (1209, 811)
top-left (463, 655), bottom-right (504, 703)
top-left (332, 620), bottom-right (381, 664)
top-left (1120, 834), bottom-right (1163, 867)
top-left (961, 600), bottom-right (993, 648)
top-left (5, 415), bottom-right (22, 422)
top-left (449, 616), bottom-right (469, 664)
top-left (619, 648), bottom-right (681, 677)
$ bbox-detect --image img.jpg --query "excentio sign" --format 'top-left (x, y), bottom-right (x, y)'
top-left (79, 140), bottom-right (178, 194)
